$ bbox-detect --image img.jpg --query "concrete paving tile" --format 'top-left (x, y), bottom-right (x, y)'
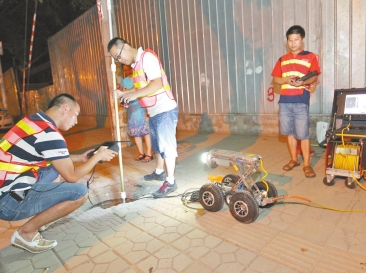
top-left (91, 250), bottom-right (119, 264)
top-left (136, 255), bottom-right (158, 272)
top-left (106, 258), bottom-right (131, 273)
top-left (77, 236), bottom-right (100, 248)
top-left (190, 238), bottom-right (204, 247)
top-left (158, 232), bottom-right (182, 244)
top-left (57, 245), bottom-right (79, 262)
top-left (132, 242), bottom-right (147, 251)
top-left (52, 267), bottom-right (69, 273)
top-left (171, 236), bottom-right (190, 251)
top-left (146, 238), bottom-right (165, 254)
top-left (216, 261), bottom-right (246, 273)
top-left (284, 216), bottom-right (335, 246)
top-left (157, 258), bottom-right (173, 269)
top-left (214, 241), bottom-right (239, 254)
top-left (32, 255), bottom-right (64, 272)
top-left (314, 246), bottom-right (366, 273)
top-left (172, 253), bottom-right (194, 271)
top-left (92, 263), bottom-right (109, 273)
top-left (185, 246), bottom-right (210, 260)
top-left (1, 259), bottom-right (32, 273)
top-left (124, 250), bottom-right (150, 264)
top-left (183, 260), bottom-right (217, 273)
top-left (222, 222), bottom-right (279, 253)
top-left (204, 235), bottom-right (222, 248)
top-left (200, 251), bottom-right (221, 269)
top-left (186, 228), bottom-right (209, 239)
top-left (176, 223), bottom-right (195, 235)
top-left (155, 245), bottom-right (180, 259)
top-left (129, 232), bottom-right (154, 243)
top-left (221, 253), bottom-right (236, 263)
top-left (72, 260), bottom-right (94, 273)
top-left (189, 209), bottom-right (238, 237)
top-left (87, 242), bottom-right (110, 258)
top-left (102, 234), bottom-right (128, 248)
top-left (248, 255), bottom-right (299, 273)
top-left (234, 248), bottom-right (257, 266)
top-left (259, 232), bottom-right (323, 272)
top-left (54, 237), bottom-right (78, 252)
top-left (63, 255), bottom-right (91, 271)
top-left (113, 240), bottom-right (134, 258)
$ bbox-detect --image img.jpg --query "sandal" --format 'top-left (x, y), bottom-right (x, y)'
top-left (283, 160), bottom-right (300, 171)
top-left (141, 155), bottom-right (154, 163)
top-left (303, 166), bottom-right (316, 178)
top-left (135, 154), bottom-right (145, 161)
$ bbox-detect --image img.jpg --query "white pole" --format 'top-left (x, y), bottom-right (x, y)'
top-left (106, 0), bottom-right (126, 203)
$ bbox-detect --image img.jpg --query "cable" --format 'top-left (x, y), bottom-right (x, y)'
top-left (273, 195), bottom-right (366, 212)
top-left (87, 166), bottom-right (96, 206)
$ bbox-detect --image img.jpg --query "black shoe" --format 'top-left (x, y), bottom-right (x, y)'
top-left (144, 170), bottom-right (166, 181)
top-left (153, 181), bottom-right (177, 198)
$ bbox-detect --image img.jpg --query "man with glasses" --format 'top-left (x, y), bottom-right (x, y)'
top-left (108, 37), bottom-right (178, 198)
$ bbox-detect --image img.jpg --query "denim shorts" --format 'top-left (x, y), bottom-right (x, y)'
top-left (279, 103), bottom-right (310, 140)
top-left (0, 182), bottom-right (88, 221)
top-left (149, 107), bottom-right (178, 159)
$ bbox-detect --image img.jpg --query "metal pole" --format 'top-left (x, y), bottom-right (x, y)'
top-left (106, 0), bottom-right (126, 203)
top-left (22, 0), bottom-right (38, 115)
top-left (0, 42), bottom-right (7, 109)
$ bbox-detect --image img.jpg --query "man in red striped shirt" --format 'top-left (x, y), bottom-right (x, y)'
top-left (271, 25), bottom-right (321, 178)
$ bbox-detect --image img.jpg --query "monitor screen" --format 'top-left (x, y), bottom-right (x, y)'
top-left (344, 94), bottom-right (366, 115)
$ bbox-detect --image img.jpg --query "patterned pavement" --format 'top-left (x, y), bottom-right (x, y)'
top-left (1, 126), bottom-right (366, 273)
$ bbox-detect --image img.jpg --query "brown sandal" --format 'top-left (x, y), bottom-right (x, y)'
top-left (303, 166), bottom-right (316, 178)
top-left (283, 160), bottom-right (300, 171)
top-left (135, 154), bottom-right (145, 161)
top-left (141, 155), bottom-right (154, 163)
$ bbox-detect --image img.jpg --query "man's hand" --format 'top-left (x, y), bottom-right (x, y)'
top-left (95, 146), bottom-right (118, 162)
top-left (288, 77), bottom-right (304, 87)
top-left (112, 89), bottom-right (137, 104)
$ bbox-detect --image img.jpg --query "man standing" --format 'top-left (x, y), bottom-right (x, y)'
top-left (108, 38), bottom-right (178, 197)
top-left (271, 25), bottom-right (321, 178)
top-left (0, 94), bottom-right (118, 253)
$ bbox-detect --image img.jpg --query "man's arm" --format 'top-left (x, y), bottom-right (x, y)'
top-left (51, 146), bottom-right (117, 182)
top-left (116, 77), bottom-right (163, 103)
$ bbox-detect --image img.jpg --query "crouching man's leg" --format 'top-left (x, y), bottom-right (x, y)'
top-left (0, 182), bottom-right (88, 253)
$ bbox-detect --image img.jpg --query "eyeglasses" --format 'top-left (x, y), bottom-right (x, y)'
top-left (113, 44), bottom-right (125, 62)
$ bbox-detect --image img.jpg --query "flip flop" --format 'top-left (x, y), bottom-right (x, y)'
top-left (283, 160), bottom-right (300, 171)
top-left (303, 166), bottom-right (316, 178)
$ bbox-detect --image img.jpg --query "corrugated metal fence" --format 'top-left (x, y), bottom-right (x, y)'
top-left (26, 0), bottom-right (366, 135)
top-left (114, 0), bottom-right (366, 119)
top-left (47, 7), bottom-right (109, 128)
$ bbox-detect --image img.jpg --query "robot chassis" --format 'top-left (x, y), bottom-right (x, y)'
top-left (199, 149), bottom-right (278, 223)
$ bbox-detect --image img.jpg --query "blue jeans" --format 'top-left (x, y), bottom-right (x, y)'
top-left (0, 181), bottom-right (87, 221)
top-left (149, 107), bottom-right (178, 159)
top-left (279, 103), bottom-right (310, 140)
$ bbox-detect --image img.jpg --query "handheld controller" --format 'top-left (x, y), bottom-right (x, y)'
top-left (87, 141), bottom-right (120, 163)
top-left (295, 70), bottom-right (318, 82)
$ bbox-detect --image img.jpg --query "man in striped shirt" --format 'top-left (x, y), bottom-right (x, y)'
top-left (271, 25), bottom-right (321, 178)
top-left (0, 94), bottom-right (118, 253)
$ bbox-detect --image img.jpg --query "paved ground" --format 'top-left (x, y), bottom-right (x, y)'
top-left (1, 125), bottom-right (366, 273)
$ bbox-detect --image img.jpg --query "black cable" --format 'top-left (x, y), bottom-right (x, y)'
top-left (87, 166), bottom-right (96, 206)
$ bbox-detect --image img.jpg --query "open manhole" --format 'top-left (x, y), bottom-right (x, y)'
top-left (91, 198), bottom-right (134, 209)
